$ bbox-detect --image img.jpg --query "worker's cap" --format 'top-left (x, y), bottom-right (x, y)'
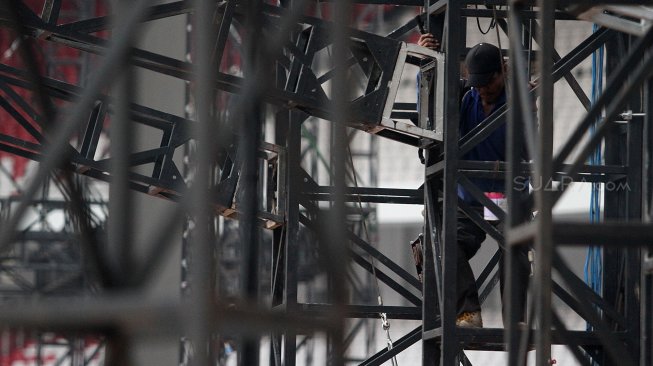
top-left (464, 43), bottom-right (503, 88)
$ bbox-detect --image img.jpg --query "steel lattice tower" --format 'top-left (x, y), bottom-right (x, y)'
top-left (0, 1), bottom-right (652, 365)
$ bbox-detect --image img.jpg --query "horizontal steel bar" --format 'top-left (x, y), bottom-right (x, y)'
top-left (320, 0), bottom-right (421, 4)
top-left (428, 159), bottom-right (627, 179)
top-left (0, 296), bottom-right (339, 336)
top-left (508, 220), bottom-right (653, 246)
top-left (10, 231), bottom-right (77, 241)
top-left (0, 263), bottom-right (80, 271)
top-left (424, 326), bottom-right (630, 347)
top-left (303, 193), bottom-right (422, 204)
top-left (465, 0), bottom-right (649, 6)
top-left (309, 186), bottom-right (423, 196)
top-left (0, 198), bottom-right (108, 206)
top-left (298, 304), bottom-right (421, 319)
top-left (460, 8), bottom-right (576, 20)
top-left (555, 222), bottom-right (653, 246)
top-left (57, 0), bottom-right (193, 33)
top-left (304, 187), bottom-right (423, 204)
top-left (460, 170), bottom-right (626, 184)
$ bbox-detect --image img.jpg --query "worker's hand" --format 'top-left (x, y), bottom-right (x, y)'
top-left (417, 33), bottom-right (440, 51)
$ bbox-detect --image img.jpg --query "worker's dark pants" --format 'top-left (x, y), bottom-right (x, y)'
top-left (457, 216), bottom-right (530, 322)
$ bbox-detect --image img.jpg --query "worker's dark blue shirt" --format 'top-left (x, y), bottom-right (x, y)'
top-left (458, 87), bottom-right (507, 203)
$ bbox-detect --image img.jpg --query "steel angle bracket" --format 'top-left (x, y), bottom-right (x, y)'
top-left (213, 142), bottom-right (285, 229)
top-left (567, 4), bottom-right (653, 36)
top-left (370, 43), bottom-right (443, 147)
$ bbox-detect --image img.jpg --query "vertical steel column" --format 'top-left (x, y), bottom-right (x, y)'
top-left (421, 4), bottom-right (440, 366)
top-left (240, 0), bottom-right (264, 362)
top-left (422, 175), bottom-right (441, 365)
top-left (646, 81), bottom-right (653, 220)
top-left (270, 225), bottom-right (284, 366)
top-left (626, 114), bottom-right (644, 357)
top-left (602, 31), bottom-right (631, 366)
top-left (179, 8), bottom-right (194, 364)
top-left (78, 0), bottom-right (95, 87)
top-left (622, 31), bottom-right (645, 360)
top-left (643, 268), bottom-right (653, 366)
top-left (187, 0), bottom-right (218, 364)
top-left (642, 78), bottom-right (653, 366)
top-left (328, 0), bottom-right (351, 363)
top-left (108, 0), bottom-right (134, 288)
top-left (602, 36), bottom-right (626, 364)
top-left (272, 2), bottom-right (291, 363)
top-left (534, 1), bottom-right (554, 365)
top-left (506, 2), bottom-right (530, 365)
top-left (441, 1), bottom-right (464, 365)
top-left (283, 111), bottom-right (304, 366)
top-left (86, 0), bottom-right (136, 351)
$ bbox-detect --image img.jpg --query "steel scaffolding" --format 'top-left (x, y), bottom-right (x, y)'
top-left (0, 0), bottom-right (652, 365)
top-left (0, 1), bottom-right (107, 364)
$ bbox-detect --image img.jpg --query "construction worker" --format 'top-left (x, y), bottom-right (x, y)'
top-left (416, 39), bottom-right (531, 328)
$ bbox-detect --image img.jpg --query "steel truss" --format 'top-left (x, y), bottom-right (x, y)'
top-left (426, 1), bottom-right (653, 366)
top-left (0, 1), bottom-right (109, 364)
top-left (0, 0), bottom-right (652, 365)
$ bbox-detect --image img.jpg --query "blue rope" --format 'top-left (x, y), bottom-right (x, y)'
top-left (584, 23), bottom-right (603, 334)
